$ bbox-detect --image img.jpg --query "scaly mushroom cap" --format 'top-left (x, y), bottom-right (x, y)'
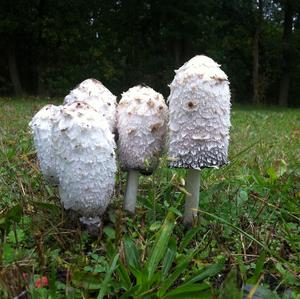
top-left (53, 101), bottom-right (117, 217)
top-left (64, 78), bottom-right (117, 132)
top-left (29, 104), bottom-right (60, 185)
top-left (168, 55), bottom-right (231, 169)
top-left (117, 85), bottom-right (168, 174)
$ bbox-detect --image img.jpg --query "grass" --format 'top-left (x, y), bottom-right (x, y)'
top-left (0, 97), bottom-right (300, 298)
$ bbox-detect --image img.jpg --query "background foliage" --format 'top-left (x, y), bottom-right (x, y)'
top-left (0, 0), bottom-right (300, 106)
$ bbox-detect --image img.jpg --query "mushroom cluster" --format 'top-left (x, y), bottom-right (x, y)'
top-left (117, 85), bottom-right (168, 213)
top-left (30, 55), bottom-right (230, 229)
top-left (168, 55), bottom-right (231, 224)
top-left (30, 79), bottom-right (117, 231)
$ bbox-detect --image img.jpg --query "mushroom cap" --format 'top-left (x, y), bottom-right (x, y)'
top-left (64, 78), bottom-right (117, 132)
top-left (53, 101), bottom-right (116, 217)
top-left (29, 104), bottom-right (60, 185)
top-left (168, 55), bottom-right (231, 170)
top-left (117, 85), bottom-right (168, 174)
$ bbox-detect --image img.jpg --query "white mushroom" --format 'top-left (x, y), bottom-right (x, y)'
top-left (52, 101), bottom-right (117, 228)
top-left (29, 104), bottom-right (61, 185)
top-left (64, 78), bottom-right (117, 132)
top-left (168, 55), bottom-right (231, 225)
top-left (117, 85), bottom-right (168, 213)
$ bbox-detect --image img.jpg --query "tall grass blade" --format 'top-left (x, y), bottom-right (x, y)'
top-left (198, 209), bottom-right (269, 252)
top-left (163, 283), bottom-right (211, 299)
top-left (179, 225), bottom-right (203, 251)
top-left (124, 236), bottom-right (140, 270)
top-left (221, 139), bottom-right (261, 175)
top-left (117, 262), bottom-right (132, 291)
top-left (157, 258), bottom-right (191, 297)
top-left (161, 244), bottom-right (177, 279)
top-left (247, 252), bottom-right (266, 284)
top-left (147, 211), bottom-right (175, 281)
top-left (181, 260), bottom-right (225, 286)
top-left (97, 253), bottom-right (119, 299)
top-left (218, 267), bottom-right (242, 299)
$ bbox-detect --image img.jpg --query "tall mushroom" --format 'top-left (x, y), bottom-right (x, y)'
top-left (64, 78), bottom-right (117, 132)
top-left (168, 55), bottom-right (231, 225)
top-left (53, 101), bottom-right (117, 231)
top-left (29, 104), bottom-right (61, 185)
top-left (117, 85), bottom-right (168, 213)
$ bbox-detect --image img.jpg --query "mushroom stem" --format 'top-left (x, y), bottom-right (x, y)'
top-left (124, 170), bottom-right (140, 213)
top-left (183, 169), bottom-right (200, 225)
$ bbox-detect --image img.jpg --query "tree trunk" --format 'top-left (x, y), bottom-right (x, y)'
top-left (279, 74), bottom-right (290, 106)
top-left (8, 42), bottom-right (23, 96)
top-left (35, 0), bottom-right (47, 96)
top-left (172, 38), bottom-right (182, 67)
top-left (279, 0), bottom-right (294, 107)
top-left (252, 0), bottom-right (263, 105)
top-left (252, 28), bottom-right (260, 105)
top-left (37, 66), bottom-right (47, 96)
top-left (183, 36), bottom-right (192, 62)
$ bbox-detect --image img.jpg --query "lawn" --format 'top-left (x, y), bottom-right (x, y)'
top-left (0, 97), bottom-right (299, 298)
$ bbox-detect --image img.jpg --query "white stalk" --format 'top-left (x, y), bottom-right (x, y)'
top-left (183, 169), bottom-right (200, 225)
top-left (124, 170), bottom-right (140, 213)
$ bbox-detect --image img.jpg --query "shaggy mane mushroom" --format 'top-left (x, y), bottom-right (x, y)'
top-left (52, 101), bottom-right (117, 232)
top-left (117, 85), bottom-right (168, 213)
top-left (168, 55), bottom-right (231, 225)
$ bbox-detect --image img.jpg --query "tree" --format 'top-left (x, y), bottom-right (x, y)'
top-left (0, 0), bottom-right (299, 106)
top-left (253, 0), bottom-right (264, 105)
top-left (278, 0), bottom-right (299, 106)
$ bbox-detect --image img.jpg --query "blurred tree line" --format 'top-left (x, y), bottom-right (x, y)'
top-left (0, 0), bottom-right (299, 106)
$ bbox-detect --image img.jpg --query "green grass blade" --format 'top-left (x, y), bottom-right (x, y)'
top-left (218, 267), bottom-right (242, 299)
top-left (157, 243), bottom-right (206, 297)
top-left (220, 139), bottom-right (261, 175)
top-left (179, 225), bottom-right (203, 251)
top-left (163, 283), bottom-right (211, 299)
top-left (181, 260), bottom-right (225, 286)
top-left (198, 209), bottom-right (269, 253)
top-left (247, 252), bottom-right (266, 284)
top-left (157, 258), bottom-right (190, 297)
top-left (71, 272), bottom-right (102, 290)
top-left (97, 253), bottom-right (119, 299)
top-left (119, 285), bottom-right (141, 299)
top-left (117, 262), bottom-right (132, 291)
top-left (161, 247), bottom-right (177, 280)
top-left (147, 211), bottom-right (176, 282)
top-left (124, 236), bottom-right (141, 270)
